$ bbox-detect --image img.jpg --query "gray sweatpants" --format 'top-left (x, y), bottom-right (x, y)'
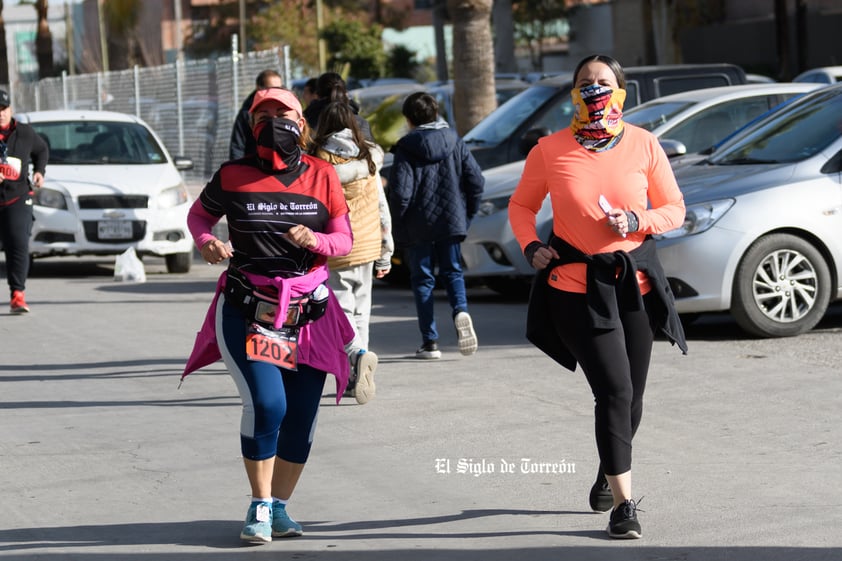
top-left (329, 263), bottom-right (374, 354)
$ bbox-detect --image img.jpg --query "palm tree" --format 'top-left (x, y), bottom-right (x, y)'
top-left (446, 0), bottom-right (495, 136)
top-left (493, 0), bottom-right (516, 74)
top-left (35, 0), bottom-right (53, 78)
top-left (104, 0), bottom-right (142, 69)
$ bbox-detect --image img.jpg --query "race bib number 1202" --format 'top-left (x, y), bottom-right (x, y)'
top-left (245, 323), bottom-right (298, 370)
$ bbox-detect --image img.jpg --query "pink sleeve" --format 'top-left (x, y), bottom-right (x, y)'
top-left (187, 199), bottom-right (221, 250)
top-left (311, 213), bottom-right (353, 256)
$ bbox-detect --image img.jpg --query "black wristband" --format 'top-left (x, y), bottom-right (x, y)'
top-left (625, 211), bottom-right (639, 233)
top-left (524, 241), bottom-right (548, 267)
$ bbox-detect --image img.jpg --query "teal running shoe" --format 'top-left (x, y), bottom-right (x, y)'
top-left (272, 500), bottom-right (303, 537)
top-left (240, 500), bottom-right (272, 544)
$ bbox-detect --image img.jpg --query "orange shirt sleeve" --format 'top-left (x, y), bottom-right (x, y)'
top-left (509, 145), bottom-right (548, 252)
top-left (636, 136), bottom-right (685, 235)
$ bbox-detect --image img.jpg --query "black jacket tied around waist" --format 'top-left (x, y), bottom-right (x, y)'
top-left (526, 234), bottom-right (688, 371)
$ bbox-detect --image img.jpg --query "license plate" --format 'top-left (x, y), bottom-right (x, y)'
top-left (98, 221), bottom-right (133, 240)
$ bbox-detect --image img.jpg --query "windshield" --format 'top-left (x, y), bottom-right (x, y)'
top-left (624, 101), bottom-right (694, 131)
top-left (463, 84), bottom-right (559, 146)
top-left (430, 82), bottom-right (528, 129)
top-left (710, 88), bottom-right (842, 165)
top-left (30, 121), bottom-right (168, 165)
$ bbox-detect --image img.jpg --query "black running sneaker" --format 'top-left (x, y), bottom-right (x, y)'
top-left (415, 341), bottom-right (442, 359)
top-left (607, 499), bottom-right (642, 539)
top-left (589, 471), bottom-right (613, 512)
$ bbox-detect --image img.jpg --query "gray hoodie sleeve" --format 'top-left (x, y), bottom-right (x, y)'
top-left (374, 172), bottom-right (394, 271)
top-left (332, 143), bottom-right (384, 183)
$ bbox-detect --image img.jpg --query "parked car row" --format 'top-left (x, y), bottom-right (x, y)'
top-left (19, 67), bottom-right (842, 339)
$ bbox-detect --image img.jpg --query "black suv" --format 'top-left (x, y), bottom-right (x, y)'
top-left (463, 63), bottom-right (747, 169)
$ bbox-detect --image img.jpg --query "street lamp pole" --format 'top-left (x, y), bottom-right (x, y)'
top-left (174, 0), bottom-right (184, 63)
top-left (65, 0), bottom-right (74, 75)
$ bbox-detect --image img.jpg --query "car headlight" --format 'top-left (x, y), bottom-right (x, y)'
top-left (476, 195), bottom-right (511, 217)
top-left (157, 184), bottom-right (190, 209)
top-left (655, 198), bottom-right (735, 240)
top-left (34, 187), bottom-right (68, 209)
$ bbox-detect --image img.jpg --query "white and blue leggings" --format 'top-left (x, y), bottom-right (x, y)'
top-left (216, 298), bottom-right (326, 462)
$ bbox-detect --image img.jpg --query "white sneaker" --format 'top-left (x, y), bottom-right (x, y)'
top-left (454, 311), bottom-right (478, 356)
top-left (352, 350), bottom-right (377, 404)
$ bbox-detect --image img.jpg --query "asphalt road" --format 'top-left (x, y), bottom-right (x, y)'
top-left (1, 254), bottom-right (841, 560)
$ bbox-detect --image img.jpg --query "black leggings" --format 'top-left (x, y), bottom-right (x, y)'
top-left (547, 288), bottom-right (654, 476)
top-left (0, 195), bottom-right (34, 294)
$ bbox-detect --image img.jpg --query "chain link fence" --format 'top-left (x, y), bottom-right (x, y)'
top-left (3, 47), bottom-right (289, 185)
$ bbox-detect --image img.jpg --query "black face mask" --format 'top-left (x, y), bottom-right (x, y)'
top-left (254, 117), bottom-right (302, 171)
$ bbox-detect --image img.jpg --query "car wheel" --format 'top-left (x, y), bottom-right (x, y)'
top-left (731, 234), bottom-right (830, 337)
top-left (165, 252), bottom-right (192, 274)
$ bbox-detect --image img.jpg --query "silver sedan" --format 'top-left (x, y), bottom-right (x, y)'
top-left (657, 83), bottom-right (842, 337)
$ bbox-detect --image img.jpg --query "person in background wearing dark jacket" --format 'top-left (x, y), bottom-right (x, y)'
top-left (0, 89), bottom-right (49, 314)
top-left (228, 69), bottom-right (283, 160)
top-left (387, 92), bottom-right (484, 359)
top-left (301, 77), bottom-right (318, 109)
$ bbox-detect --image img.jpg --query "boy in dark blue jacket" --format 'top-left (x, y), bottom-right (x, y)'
top-left (387, 92), bottom-right (484, 359)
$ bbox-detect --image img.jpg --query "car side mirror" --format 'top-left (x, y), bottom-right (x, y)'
top-left (519, 127), bottom-right (552, 156)
top-left (819, 148), bottom-right (842, 174)
top-left (659, 139), bottom-right (688, 158)
top-left (173, 156), bottom-right (194, 171)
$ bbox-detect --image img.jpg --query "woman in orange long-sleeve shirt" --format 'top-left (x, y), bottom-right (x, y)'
top-left (509, 55), bottom-right (687, 539)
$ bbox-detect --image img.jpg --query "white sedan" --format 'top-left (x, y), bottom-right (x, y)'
top-left (624, 82), bottom-right (821, 155)
top-left (17, 110), bottom-right (195, 273)
top-left (793, 65), bottom-right (842, 84)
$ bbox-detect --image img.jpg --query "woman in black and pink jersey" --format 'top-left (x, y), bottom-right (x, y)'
top-left (183, 87), bottom-right (355, 544)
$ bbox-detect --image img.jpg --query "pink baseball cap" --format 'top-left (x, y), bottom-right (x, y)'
top-left (249, 87), bottom-right (303, 117)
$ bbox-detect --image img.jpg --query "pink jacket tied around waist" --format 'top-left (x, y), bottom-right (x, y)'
top-left (182, 266), bottom-right (355, 401)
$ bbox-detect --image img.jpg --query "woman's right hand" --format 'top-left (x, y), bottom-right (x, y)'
top-left (201, 238), bottom-right (233, 265)
top-left (530, 245), bottom-right (559, 270)
top-left (524, 241), bottom-right (559, 270)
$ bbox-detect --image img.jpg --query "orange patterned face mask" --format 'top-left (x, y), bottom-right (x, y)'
top-left (570, 84), bottom-right (626, 151)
